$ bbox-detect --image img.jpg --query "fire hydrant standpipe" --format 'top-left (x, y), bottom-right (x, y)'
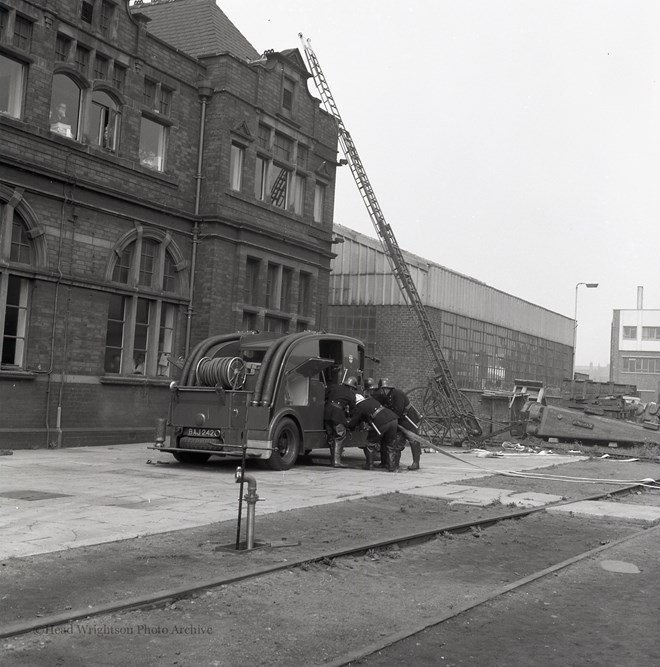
top-left (234, 465), bottom-right (260, 550)
top-left (234, 445), bottom-right (248, 549)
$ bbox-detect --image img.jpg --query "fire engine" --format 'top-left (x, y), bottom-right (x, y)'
top-left (152, 331), bottom-right (368, 470)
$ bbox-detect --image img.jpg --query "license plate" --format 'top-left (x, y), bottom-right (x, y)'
top-left (183, 428), bottom-right (222, 438)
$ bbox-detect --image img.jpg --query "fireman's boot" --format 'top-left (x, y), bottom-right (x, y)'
top-left (332, 438), bottom-right (347, 468)
top-left (407, 442), bottom-right (421, 471)
top-left (394, 445), bottom-right (403, 471)
top-left (378, 442), bottom-right (388, 468)
top-left (387, 447), bottom-right (398, 473)
top-left (362, 447), bottom-right (375, 471)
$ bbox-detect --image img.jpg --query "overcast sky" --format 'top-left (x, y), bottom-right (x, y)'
top-left (221, 0), bottom-right (660, 367)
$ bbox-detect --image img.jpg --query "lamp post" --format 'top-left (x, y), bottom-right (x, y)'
top-left (571, 282), bottom-right (599, 399)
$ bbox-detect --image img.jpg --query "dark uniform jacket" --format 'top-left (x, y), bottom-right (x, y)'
top-left (375, 387), bottom-right (408, 420)
top-left (324, 384), bottom-right (356, 425)
top-left (348, 396), bottom-right (397, 432)
top-left (375, 387), bottom-right (420, 432)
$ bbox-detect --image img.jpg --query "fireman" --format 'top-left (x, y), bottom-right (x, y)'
top-left (375, 378), bottom-right (422, 471)
top-left (324, 375), bottom-right (358, 468)
top-left (363, 377), bottom-right (377, 397)
top-left (348, 393), bottom-right (400, 472)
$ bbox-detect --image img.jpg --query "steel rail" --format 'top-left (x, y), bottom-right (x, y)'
top-left (0, 483), bottom-right (645, 640)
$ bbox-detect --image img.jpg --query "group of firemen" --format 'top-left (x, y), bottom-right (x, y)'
top-left (323, 375), bottom-right (422, 472)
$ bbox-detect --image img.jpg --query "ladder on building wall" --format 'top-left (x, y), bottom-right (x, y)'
top-left (300, 35), bottom-right (482, 443)
top-left (269, 168), bottom-right (288, 208)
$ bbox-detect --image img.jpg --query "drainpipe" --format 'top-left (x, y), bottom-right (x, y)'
top-left (185, 79), bottom-right (214, 357)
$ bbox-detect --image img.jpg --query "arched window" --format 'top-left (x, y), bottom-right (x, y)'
top-left (104, 231), bottom-right (186, 377)
top-left (0, 195), bottom-right (43, 369)
top-left (50, 73), bottom-right (81, 139)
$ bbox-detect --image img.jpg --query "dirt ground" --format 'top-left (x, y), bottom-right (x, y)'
top-left (3, 458), bottom-right (660, 666)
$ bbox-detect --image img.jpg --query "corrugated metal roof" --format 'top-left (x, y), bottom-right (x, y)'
top-left (134, 0), bottom-right (259, 61)
top-left (331, 223), bottom-right (573, 346)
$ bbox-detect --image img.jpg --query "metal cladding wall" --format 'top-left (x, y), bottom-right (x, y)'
top-left (328, 224), bottom-right (574, 392)
top-left (330, 224), bottom-right (573, 346)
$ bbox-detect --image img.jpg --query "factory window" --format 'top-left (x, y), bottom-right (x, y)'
top-left (298, 272), bottom-right (311, 316)
top-left (313, 183), bottom-right (326, 223)
top-left (139, 116), bottom-right (167, 171)
top-left (292, 174), bottom-right (305, 215)
top-left (89, 90), bottom-right (118, 151)
top-left (266, 263), bottom-right (280, 310)
top-left (50, 74), bottom-right (81, 140)
top-left (622, 326), bottom-right (637, 340)
top-left (282, 76), bottom-right (295, 112)
top-left (622, 357), bottom-right (660, 374)
top-left (255, 157), bottom-right (290, 209)
top-left (254, 125), bottom-right (305, 212)
top-left (229, 143), bottom-right (245, 192)
top-left (100, 1), bottom-right (114, 36)
top-left (94, 55), bottom-right (109, 81)
top-left (80, 1), bottom-right (94, 24)
top-left (0, 54), bottom-right (25, 119)
top-left (112, 64), bottom-right (126, 92)
top-left (264, 315), bottom-right (288, 333)
top-left (143, 78), bottom-right (156, 108)
top-left (105, 232), bottom-right (185, 377)
top-left (55, 34), bottom-right (71, 61)
top-left (244, 256), bottom-right (261, 306)
top-left (281, 268), bottom-right (293, 312)
top-left (74, 45), bottom-right (90, 75)
top-left (642, 327), bottom-right (660, 340)
top-left (242, 310), bottom-right (257, 331)
top-left (12, 15), bottom-right (32, 51)
top-left (0, 211), bottom-right (36, 370)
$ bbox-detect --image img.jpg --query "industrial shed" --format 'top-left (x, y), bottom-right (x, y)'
top-left (327, 224), bottom-right (573, 395)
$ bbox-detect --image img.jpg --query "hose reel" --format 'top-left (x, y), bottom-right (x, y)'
top-left (195, 356), bottom-right (247, 390)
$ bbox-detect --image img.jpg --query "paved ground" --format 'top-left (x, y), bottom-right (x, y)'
top-left (0, 444), bottom-right (586, 560)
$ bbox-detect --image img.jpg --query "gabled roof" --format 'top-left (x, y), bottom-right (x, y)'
top-left (133, 0), bottom-right (259, 61)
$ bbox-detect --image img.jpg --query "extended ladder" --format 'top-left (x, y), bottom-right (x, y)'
top-left (300, 34), bottom-right (481, 440)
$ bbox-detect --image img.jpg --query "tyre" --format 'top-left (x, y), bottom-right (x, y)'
top-left (172, 451), bottom-right (211, 464)
top-left (266, 418), bottom-right (300, 471)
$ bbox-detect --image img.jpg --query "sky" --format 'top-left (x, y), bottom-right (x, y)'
top-left (220, 0), bottom-right (660, 367)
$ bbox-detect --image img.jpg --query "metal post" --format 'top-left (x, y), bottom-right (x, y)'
top-left (571, 282), bottom-right (599, 400)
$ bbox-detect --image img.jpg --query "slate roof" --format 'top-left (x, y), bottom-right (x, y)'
top-left (134, 0), bottom-right (259, 61)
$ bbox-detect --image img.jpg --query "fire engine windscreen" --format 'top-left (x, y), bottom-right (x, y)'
top-left (195, 356), bottom-right (247, 390)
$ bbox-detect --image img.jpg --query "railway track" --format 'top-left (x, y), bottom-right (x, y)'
top-left (1, 481), bottom-right (655, 649)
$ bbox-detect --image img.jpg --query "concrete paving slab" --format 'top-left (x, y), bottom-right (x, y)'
top-left (0, 443), bottom-right (586, 560)
top-left (404, 484), bottom-right (563, 508)
top-left (548, 500), bottom-right (660, 526)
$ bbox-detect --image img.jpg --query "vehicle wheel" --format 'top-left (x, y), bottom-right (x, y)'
top-left (266, 418), bottom-right (300, 471)
top-left (172, 451), bottom-right (211, 464)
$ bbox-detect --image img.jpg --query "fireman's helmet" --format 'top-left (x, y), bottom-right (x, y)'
top-left (378, 377), bottom-right (393, 389)
top-left (364, 377), bottom-right (376, 389)
top-left (343, 376), bottom-right (358, 388)
top-left (354, 394), bottom-right (366, 404)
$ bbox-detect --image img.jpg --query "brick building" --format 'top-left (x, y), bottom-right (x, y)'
top-left (0, 0), bottom-right (339, 449)
top-left (610, 287), bottom-right (660, 402)
top-left (327, 224), bottom-right (574, 394)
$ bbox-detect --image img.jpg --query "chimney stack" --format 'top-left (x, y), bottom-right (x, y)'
top-left (637, 286), bottom-right (644, 310)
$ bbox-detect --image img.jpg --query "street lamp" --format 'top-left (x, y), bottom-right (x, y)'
top-left (571, 282), bottom-right (599, 399)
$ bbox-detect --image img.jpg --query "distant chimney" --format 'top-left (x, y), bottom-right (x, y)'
top-left (637, 286), bottom-right (644, 310)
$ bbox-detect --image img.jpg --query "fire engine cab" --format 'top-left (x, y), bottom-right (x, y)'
top-left (152, 331), bottom-right (368, 470)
